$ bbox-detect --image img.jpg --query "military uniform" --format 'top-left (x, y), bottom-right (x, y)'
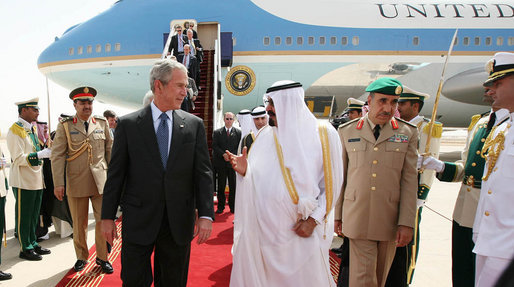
top-left (0, 146), bottom-right (12, 280)
top-left (50, 87), bottom-right (113, 266)
top-left (437, 109), bottom-right (509, 286)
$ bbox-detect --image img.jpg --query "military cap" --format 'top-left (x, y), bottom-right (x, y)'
top-left (251, 106), bottom-right (266, 118)
top-left (399, 86), bottom-right (430, 102)
top-left (69, 86), bottom-right (96, 101)
top-left (365, 77), bottom-right (402, 95)
top-left (15, 97), bottom-right (39, 109)
top-left (346, 98), bottom-right (365, 111)
top-left (484, 52), bottom-right (514, 86)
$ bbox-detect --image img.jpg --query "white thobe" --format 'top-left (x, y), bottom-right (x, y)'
top-left (473, 112), bottom-right (514, 287)
top-left (230, 122), bottom-right (343, 287)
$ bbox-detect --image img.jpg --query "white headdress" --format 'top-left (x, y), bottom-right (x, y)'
top-left (236, 109), bottom-right (256, 137)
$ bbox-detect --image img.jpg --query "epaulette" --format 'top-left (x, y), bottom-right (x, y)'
top-left (9, 122), bottom-right (27, 138)
top-left (468, 114), bottom-right (482, 131)
top-left (422, 122), bottom-right (443, 138)
top-left (338, 118), bottom-right (360, 130)
top-left (394, 117), bottom-right (417, 128)
top-left (60, 116), bottom-right (74, 123)
top-left (93, 115), bottom-right (106, 121)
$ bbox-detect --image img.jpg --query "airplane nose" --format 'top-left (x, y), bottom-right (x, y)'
top-left (442, 67), bottom-right (488, 106)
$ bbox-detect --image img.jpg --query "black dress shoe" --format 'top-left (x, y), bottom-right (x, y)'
top-left (19, 249), bottom-right (42, 261)
top-left (74, 260), bottom-right (88, 272)
top-left (215, 209), bottom-right (223, 214)
top-left (96, 258), bottom-right (114, 274)
top-left (34, 245), bottom-right (51, 255)
top-left (0, 271), bottom-right (12, 281)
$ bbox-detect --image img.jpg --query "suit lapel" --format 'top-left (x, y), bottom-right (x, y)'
top-left (167, 110), bottom-right (185, 169)
top-left (137, 105), bottom-right (162, 165)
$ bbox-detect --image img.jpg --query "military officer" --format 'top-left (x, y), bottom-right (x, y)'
top-left (240, 106), bottom-right (268, 153)
top-left (420, 75), bottom-right (510, 285)
top-left (472, 52), bottom-right (514, 287)
top-left (346, 98), bottom-right (365, 120)
top-left (385, 86), bottom-right (442, 286)
top-left (51, 87), bottom-right (114, 273)
top-left (336, 78), bottom-right (418, 287)
top-left (0, 146), bottom-right (12, 280)
top-left (6, 98), bottom-right (52, 261)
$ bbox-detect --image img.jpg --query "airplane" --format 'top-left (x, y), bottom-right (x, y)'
top-left (37, 0), bottom-right (514, 128)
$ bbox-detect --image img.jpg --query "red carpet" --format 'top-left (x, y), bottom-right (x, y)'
top-left (56, 212), bottom-right (340, 286)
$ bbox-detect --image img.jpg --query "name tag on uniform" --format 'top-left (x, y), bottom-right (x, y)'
top-left (94, 129), bottom-right (103, 134)
top-left (348, 138), bottom-right (360, 142)
top-left (70, 131), bottom-right (79, 135)
top-left (387, 134), bottom-right (408, 143)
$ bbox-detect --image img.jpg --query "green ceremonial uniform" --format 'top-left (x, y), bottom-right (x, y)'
top-left (6, 119), bottom-right (44, 252)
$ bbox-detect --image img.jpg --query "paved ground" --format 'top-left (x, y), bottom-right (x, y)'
top-left (0, 131), bottom-right (466, 286)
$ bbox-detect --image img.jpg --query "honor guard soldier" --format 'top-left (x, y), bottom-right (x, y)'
top-left (6, 97), bottom-right (52, 261)
top-left (420, 54), bottom-right (511, 285)
top-left (0, 146), bottom-right (12, 280)
top-left (335, 78), bottom-right (418, 287)
top-left (346, 98), bottom-right (365, 120)
top-left (386, 86), bottom-right (442, 286)
top-left (51, 87), bottom-right (114, 273)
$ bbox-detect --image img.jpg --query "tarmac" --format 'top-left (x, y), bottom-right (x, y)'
top-left (0, 129), bottom-right (466, 286)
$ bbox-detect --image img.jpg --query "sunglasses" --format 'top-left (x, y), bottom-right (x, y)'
top-left (225, 118), bottom-right (234, 120)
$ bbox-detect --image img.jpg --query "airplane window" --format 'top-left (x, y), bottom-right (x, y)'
top-left (263, 37), bottom-right (270, 46)
top-left (474, 37), bottom-right (480, 46)
top-left (106, 44), bottom-right (111, 52)
top-left (509, 37), bottom-right (513, 46)
top-left (341, 37), bottom-right (348, 46)
top-left (463, 37), bottom-right (470, 46)
top-left (78, 46), bottom-right (83, 55)
top-left (454, 37), bottom-right (459, 46)
top-left (413, 37), bottom-right (419, 46)
top-left (497, 37), bottom-right (504, 46)
top-left (330, 37), bottom-right (337, 45)
top-left (352, 36), bottom-right (359, 46)
top-left (68, 48), bottom-right (74, 56)
top-left (286, 36), bottom-right (292, 45)
top-left (308, 36), bottom-right (314, 45)
top-left (319, 36), bottom-right (326, 45)
top-left (297, 36), bottom-right (303, 45)
top-left (485, 37), bottom-right (492, 46)
top-left (115, 43), bottom-right (121, 51)
top-left (274, 37), bottom-right (281, 45)
top-left (96, 44), bottom-right (102, 53)
top-left (87, 45), bottom-right (92, 54)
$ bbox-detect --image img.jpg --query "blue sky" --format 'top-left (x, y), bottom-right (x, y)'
top-left (0, 0), bottom-right (133, 136)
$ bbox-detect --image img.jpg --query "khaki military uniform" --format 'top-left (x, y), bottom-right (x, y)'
top-left (6, 119), bottom-right (44, 252)
top-left (336, 114), bottom-right (418, 287)
top-left (51, 115), bottom-right (112, 261)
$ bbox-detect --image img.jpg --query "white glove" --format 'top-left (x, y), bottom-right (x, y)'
top-left (421, 156), bottom-right (444, 173)
top-left (416, 199), bottom-right (426, 208)
top-left (0, 157), bottom-right (6, 168)
top-left (37, 148), bottom-right (52, 159)
top-left (417, 155), bottom-right (423, 169)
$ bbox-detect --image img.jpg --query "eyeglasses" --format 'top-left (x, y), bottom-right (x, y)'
top-left (225, 118), bottom-right (234, 120)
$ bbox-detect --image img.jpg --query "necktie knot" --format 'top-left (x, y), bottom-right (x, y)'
top-left (373, 125), bottom-right (381, 140)
top-left (159, 112), bottom-right (169, 121)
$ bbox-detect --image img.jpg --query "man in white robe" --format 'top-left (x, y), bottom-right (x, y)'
top-left (228, 80), bottom-right (344, 287)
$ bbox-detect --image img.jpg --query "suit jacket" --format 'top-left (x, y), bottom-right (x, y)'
top-left (212, 126), bottom-right (241, 169)
top-left (51, 115), bottom-right (112, 197)
top-left (168, 34), bottom-right (188, 57)
top-left (101, 106), bottom-right (214, 246)
top-left (336, 115), bottom-right (418, 241)
top-left (177, 53), bottom-right (199, 82)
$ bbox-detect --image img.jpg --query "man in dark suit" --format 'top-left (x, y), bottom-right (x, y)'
top-left (101, 59), bottom-right (214, 287)
top-left (212, 112), bottom-right (241, 214)
top-left (186, 29), bottom-right (203, 63)
top-left (177, 45), bottom-right (199, 84)
top-left (168, 25), bottom-right (188, 58)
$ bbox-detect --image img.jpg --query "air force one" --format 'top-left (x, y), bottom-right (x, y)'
top-left (38, 0), bottom-right (514, 127)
